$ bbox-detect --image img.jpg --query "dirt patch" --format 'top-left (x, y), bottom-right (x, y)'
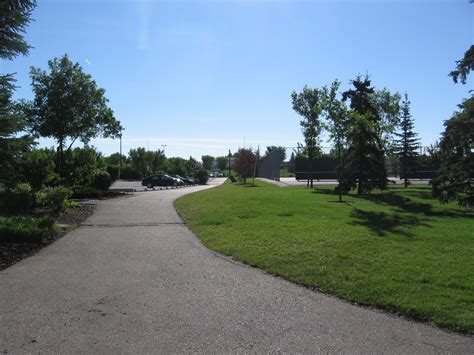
top-left (0, 203), bottom-right (96, 271)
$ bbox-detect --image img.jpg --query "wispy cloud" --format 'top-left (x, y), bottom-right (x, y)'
top-left (137, 1), bottom-right (153, 50)
top-left (85, 58), bottom-right (92, 65)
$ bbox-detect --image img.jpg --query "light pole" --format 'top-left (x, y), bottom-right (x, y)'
top-left (119, 131), bottom-right (122, 179)
top-left (161, 144), bottom-right (167, 155)
top-left (228, 150), bottom-right (232, 177)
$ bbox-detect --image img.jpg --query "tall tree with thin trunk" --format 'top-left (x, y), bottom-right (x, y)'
top-left (291, 86), bottom-right (325, 188)
top-left (395, 93), bottom-right (420, 188)
top-left (27, 54), bottom-right (122, 178)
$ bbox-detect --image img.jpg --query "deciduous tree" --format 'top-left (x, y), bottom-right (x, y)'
top-left (28, 54), bottom-right (122, 178)
top-left (291, 86), bottom-right (325, 188)
top-left (234, 148), bottom-right (256, 184)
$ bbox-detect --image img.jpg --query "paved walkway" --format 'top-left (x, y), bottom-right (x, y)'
top-left (1, 178), bottom-right (472, 353)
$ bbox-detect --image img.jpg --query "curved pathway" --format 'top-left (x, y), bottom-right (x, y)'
top-left (1, 178), bottom-right (472, 353)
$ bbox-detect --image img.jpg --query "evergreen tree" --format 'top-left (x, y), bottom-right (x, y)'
top-left (339, 113), bottom-right (387, 194)
top-left (341, 76), bottom-right (387, 193)
top-left (0, 0), bottom-right (37, 188)
top-left (432, 97), bottom-right (474, 208)
top-left (395, 93), bottom-right (420, 188)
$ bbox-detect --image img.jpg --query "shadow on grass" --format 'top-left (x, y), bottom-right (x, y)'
top-left (353, 192), bottom-right (472, 219)
top-left (350, 208), bottom-right (430, 238)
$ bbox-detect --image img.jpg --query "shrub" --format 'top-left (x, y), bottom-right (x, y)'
top-left (106, 165), bottom-right (120, 181)
top-left (71, 187), bottom-right (103, 199)
top-left (36, 187), bottom-right (72, 212)
top-left (195, 169), bottom-right (209, 185)
top-left (0, 183), bottom-right (34, 215)
top-left (119, 164), bottom-right (142, 180)
top-left (0, 216), bottom-right (58, 243)
top-left (93, 170), bottom-right (112, 192)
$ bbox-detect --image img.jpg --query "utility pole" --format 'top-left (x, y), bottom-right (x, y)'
top-left (119, 131), bottom-right (122, 179)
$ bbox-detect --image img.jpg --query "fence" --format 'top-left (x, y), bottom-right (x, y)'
top-left (258, 149), bottom-right (281, 181)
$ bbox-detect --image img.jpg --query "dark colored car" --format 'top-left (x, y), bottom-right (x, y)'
top-left (175, 175), bottom-right (195, 185)
top-left (142, 174), bottom-right (179, 188)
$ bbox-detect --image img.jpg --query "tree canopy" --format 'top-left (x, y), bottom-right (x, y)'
top-left (449, 45), bottom-right (474, 85)
top-left (27, 54), bottom-right (122, 176)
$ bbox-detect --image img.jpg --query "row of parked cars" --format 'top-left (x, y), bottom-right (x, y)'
top-left (141, 174), bottom-right (196, 188)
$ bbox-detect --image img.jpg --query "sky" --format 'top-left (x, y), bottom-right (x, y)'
top-left (1, 0), bottom-right (472, 159)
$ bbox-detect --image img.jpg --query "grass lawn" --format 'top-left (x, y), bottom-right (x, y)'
top-left (175, 180), bottom-right (474, 333)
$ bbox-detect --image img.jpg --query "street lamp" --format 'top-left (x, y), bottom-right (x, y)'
top-left (161, 144), bottom-right (167, 154)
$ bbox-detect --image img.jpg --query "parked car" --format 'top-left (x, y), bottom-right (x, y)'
top-left (142, 174), bottom-right (179, 188)
top-left (175, 175), bottom-right (195, 185)
top-left (172, 176), bottom-right (185, 186)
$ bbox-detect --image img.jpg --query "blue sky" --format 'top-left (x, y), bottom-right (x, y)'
top-left (1, 0), bottom-right (472, 159)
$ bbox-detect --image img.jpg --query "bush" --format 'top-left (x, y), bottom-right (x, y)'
top-left (195, 169), bottom-right (209, 185)
top-left (36, 187), bottom-right (72, 212)
top-left (0, 183), bottom-right (34, 215)
top-left (106, 165), bottom-right (120, 181)
top-left (93, 170), bottom-right (112, 192)
top-left (71, 187), bottom-right (103, 199)
top-left (119, 165), bottom-right (141, 180)
top-left (0, 216), bottom-right (58, 243)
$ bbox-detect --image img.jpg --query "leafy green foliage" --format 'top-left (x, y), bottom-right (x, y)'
top-left (27, 54), bottom-right (122, 177)
top-left (21, 148), bottom-right (58, 189)
top-left (265, 146), bottom-right (286, 163)
top-left (216, 156), bottom-right (228, 172)
top-left (0, 215), bottom-right (57, 244)
top-left (449, 45), bottom-right (474, 85)
top-left (432, 96), bottom-right (474, 208)
top-left (201, 155), bottom-right (215, 171)
top-left (194, 169), bottom-right (209, 185)
top-left (291, 86), bottom-right (325, 160)
top-left (106, 165), bottom-right (120, 181)
top-left (395, 94), bottom-right (420, 187)
top-left (35, 186), bottom-right (72, 212)
top-left (0, 183), bottom-right (34, 215)
top-left (176, 181), bottom-right (474, 333)
top-left (92, 170), bottom-right (112, 193)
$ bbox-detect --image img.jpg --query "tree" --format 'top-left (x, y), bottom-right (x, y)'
top-left (216, 156), bottom-right (228, 172)
top-left (339, 113), bottom-right (387, 194)
top-left (201, 155), bottom-right (214, 171)
top-left (323, 80), bottom-right (350, 201)
top-left (0, 75), bottom-right (34, 187)
top-left (28, 54), bottom-right (122, 178)
top-left (234, 148), bottom-right (256, 184)
top-left (0, 0), bottom-right (36, 188)
top-left (341, 75), bottom-right (389, 194)
top-left (432, 97), bottom-right (474, 208)
top-left (129, 148), bottom-right (149, 177)
top-left (0, 0), bottom-right (37, 60)
top-left (449, 45), bottom-right (474, 84)
top-left (21, 148), bottom-right (57, 189)
top-left (394, 93), bottom-right (420, 188)
top-left (265, 146), bottom-right (286, 163)
top-left (291, 86), bottom-right (325, 187)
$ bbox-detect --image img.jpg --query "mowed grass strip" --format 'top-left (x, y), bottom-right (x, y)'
top-left (175, 180), bottom-right (474, 333)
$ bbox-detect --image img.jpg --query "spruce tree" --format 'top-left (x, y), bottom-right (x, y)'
top-left (0, 0), bottom-right (37, 187)
top-left (395, 93), bottom-right (420, 188)
top-left (340, 76), bottom-right (387, 194)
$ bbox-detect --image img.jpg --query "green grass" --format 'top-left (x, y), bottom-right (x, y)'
top-left (175, 180), bottom-right (474, 333)
top-left (0, 216), bottom-right (58, 243)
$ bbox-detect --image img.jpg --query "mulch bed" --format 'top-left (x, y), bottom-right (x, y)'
top-left (0, 203), bottom-right (96, 271)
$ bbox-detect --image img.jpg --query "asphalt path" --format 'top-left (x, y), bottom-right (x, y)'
top-left (1, 177), bottom-right (472, 353)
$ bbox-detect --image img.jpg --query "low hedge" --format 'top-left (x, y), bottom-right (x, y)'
top-left (0, 216), bottom-right (58, 244)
